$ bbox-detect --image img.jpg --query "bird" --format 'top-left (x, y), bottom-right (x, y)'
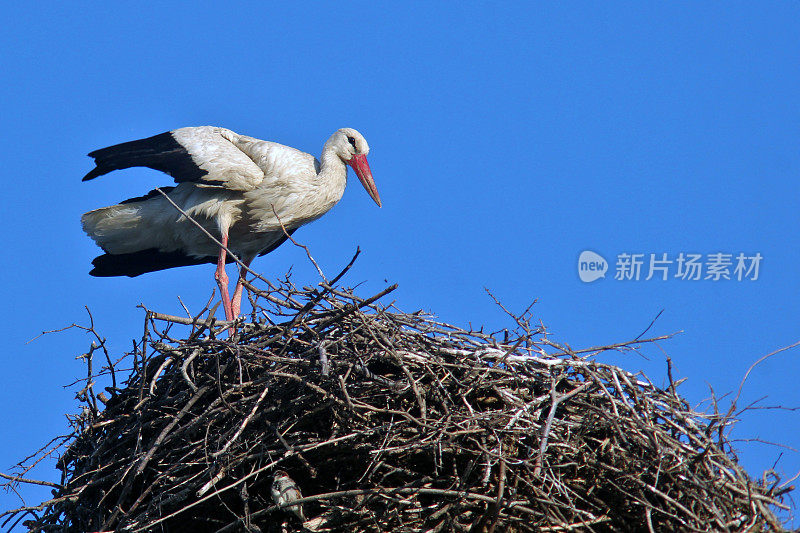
top-left (81, 126), bottom-right (381, 321)
top-left (271, 469), bottom-right (305, 522)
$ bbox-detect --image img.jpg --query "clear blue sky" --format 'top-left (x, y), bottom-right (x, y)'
top-left (2, 2), bottom-right (798, 526)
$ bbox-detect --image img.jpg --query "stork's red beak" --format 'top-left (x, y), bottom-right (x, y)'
top-left (348, 154), bottom-right (381, 207)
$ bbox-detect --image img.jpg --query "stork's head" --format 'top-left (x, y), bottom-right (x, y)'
top-left (331, 127), bottom-right (381, 207)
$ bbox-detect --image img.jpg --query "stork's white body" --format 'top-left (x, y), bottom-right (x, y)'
top-left (82, 126), bottom-right (380, 321)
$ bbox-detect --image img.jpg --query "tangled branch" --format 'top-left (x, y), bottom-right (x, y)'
top-left (2, 254), bottom-right (793, 532)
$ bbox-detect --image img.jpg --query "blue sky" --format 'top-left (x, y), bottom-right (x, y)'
top-left (2, 2), bottom-right (798, 526)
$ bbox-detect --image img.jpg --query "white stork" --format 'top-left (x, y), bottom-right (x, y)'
top-left (81, 126), bottom-right (381, 321)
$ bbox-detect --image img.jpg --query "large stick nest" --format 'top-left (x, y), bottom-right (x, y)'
top-left (4, 259), bottom-right (792, 532)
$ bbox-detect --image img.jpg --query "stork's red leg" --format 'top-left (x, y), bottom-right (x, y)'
top-left (214, 233), bottom-right (234, 322)
top-left (231, 257), bottom-right (253, 319)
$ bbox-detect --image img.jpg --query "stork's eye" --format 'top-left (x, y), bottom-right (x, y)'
top-left (347, 136), bottom-right (357, 149)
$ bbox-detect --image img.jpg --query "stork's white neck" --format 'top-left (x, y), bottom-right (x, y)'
top-left (316, 137), bottom-right (348, 205)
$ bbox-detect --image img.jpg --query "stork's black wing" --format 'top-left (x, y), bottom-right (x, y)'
top-left (90, 230), bottom-right (297, 277)
top-left (89, 249), bottom-right (216, 277)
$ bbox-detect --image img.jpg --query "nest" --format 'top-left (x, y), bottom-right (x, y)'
top-left (3, 257), bottom-right (792, 532)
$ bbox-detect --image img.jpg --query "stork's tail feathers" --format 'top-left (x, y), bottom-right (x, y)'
top-left (82, 201), bottom-right (215, 277)
top-left (81, 204), bottom-right (146, 254)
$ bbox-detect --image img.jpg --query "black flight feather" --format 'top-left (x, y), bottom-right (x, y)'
top-left (90, 249), bottom-right (215, 277)
top-left (89, 231), bottom-right (296, 277)
top-left (83, 131), bottom-right (207, 183)
top-left (119, 186), bottom-right (176, 205)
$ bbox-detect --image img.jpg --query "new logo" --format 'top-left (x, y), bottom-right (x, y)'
top-left (578, 251), bottom-right (608, 283)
